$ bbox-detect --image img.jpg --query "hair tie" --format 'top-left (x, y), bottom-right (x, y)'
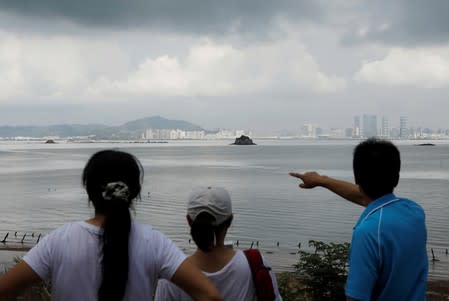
top-left (102, 181), bottom-right (130, 202)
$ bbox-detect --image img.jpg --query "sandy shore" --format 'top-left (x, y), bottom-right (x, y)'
top-left (0, 246), bottom-right (31, 251)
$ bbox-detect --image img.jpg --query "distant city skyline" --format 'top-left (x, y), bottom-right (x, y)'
top-left (2, 113), bottom-right (448, 141)
top-left (0, 113), bottom-right (448, 138)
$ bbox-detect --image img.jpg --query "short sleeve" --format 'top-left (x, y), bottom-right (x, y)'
top-left (153, 231), bottom-right (187, 280)
top-left (23, 232), bottom-right (54, 282)
top-left (345, 226), bottom-right (379, 301)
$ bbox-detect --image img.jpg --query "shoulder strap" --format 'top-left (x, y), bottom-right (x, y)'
top-left (244, 248), bottom-right (263, 273)
top-left (243, 249), bottom-right (275, 301)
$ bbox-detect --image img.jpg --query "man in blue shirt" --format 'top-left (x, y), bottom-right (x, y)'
top-left (290, 138), bottom-right (428, 301)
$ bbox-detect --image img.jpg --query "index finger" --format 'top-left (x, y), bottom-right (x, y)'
top-left (289, 172), bottom-right (304, 179)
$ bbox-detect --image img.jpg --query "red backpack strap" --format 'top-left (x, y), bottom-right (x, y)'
top-left (244, 248), bottom-right (264, 272)
top-left (244, 249), bottom-right (276, 301)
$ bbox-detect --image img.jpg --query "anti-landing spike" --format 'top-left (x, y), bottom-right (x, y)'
top-left (431, 248), bottom-right (440, 262)
top-left (1, 232), bottom-right (9, 243)
top-left (21, 233), bottom-right (27, 244)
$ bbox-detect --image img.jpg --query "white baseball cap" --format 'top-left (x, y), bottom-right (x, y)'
top-left (187, 186), bottom-right (233, 226)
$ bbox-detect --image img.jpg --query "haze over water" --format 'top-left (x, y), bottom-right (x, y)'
top-left (0, 140), bottom-right (448, 278)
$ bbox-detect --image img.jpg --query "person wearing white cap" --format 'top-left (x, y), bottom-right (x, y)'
top-left (155, 186), bottom-right (282, 301)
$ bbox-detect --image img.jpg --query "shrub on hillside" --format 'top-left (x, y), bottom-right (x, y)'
top-left (294, 240), bottom-right (350, 301)
top-left (277, 271), bottom-right (305, 301)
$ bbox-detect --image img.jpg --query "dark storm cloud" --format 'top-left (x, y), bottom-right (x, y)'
top-left (341, 0), bottom-right (449, 46)
top-left (0, 0), bottom-right (324, 35)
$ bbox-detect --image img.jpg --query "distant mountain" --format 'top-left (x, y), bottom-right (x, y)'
top-left (121, 116), bottom-right (204, 132)
top-left (0, 116), bottom-right (205, 139)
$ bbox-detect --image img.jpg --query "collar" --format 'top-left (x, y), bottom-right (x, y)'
top-left (355, 193), bottom-right (398, 228)
top-left (365, 193), bottom-right (397, 212)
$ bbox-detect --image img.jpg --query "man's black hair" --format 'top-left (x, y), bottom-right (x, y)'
top-left (353, 138), bottom-right (401, 200)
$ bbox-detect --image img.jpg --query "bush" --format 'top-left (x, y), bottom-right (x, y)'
top-left (294, 240), bottom-right (350, 301)
top-left (276, 271), bottom-right (305, 301)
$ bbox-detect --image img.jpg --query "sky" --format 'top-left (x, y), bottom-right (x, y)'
top-left (1, 0), bottom-right (449, 134)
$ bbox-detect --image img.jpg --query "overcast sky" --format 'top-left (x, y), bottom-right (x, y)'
top-left (1, 0), bottom-right (449, 133)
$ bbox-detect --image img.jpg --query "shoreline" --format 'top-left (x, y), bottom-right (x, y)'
top-left (0, 248), bottom-right (447, 298)
top-left (1, 247), bottom-right (448, 282)
top-left (0, 246), bottom-right (31, 251)
top-left (1, 247), bottom-right (448, 280)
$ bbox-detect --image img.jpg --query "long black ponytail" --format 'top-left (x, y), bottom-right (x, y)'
top-left (82, 150), bottom-right (143, 301)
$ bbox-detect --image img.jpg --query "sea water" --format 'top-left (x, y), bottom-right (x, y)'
top-left (0, 140), bottom-right (448, 278)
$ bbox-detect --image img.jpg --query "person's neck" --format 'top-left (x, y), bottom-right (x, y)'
top-left (198, 243), bottom-right (228, 254)
top-left (364, 192), bottom-right (396, 206)
top-left (86, 214), bottom-right (106, 227)
top-left (190, 244), bottom-right (236, 273)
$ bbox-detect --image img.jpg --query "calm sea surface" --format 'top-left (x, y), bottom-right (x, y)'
top-left (0, 140), bottom-right (448, 278)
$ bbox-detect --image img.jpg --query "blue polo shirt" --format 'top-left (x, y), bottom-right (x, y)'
top-left (345, 193), bottom-right (428, 301)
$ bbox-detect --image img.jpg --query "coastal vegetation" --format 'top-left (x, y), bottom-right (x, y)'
top-left (277, 241), bottom-right (449, 301)
top-left (277, 240), bottom-right (349, 301)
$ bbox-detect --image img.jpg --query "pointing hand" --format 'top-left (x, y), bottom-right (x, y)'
top-left (289, 172), bottom-right (325, 189)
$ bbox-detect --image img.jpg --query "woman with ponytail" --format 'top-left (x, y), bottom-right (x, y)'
top-left (155, 187), bottom-right (282, 301)
top-left (0, 150), bottom-right (222, 301)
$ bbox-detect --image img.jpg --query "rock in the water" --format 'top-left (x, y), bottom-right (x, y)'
top-left (232, 135), bottom-right (256, 145)
top-left (45, 139), bottom-right (56, 144)
top-left (415, 143), bottom-right (435, 146)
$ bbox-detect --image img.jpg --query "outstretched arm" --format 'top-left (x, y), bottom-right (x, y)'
top-left (171, 259), bottom-right (222, 301)
top-left (289, 172), bottom-right (368, 207)
top-left (0, 260), bottom-right (42, 297)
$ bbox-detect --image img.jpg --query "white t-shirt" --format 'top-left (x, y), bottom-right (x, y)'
top-left (23, 221), bottom-right (186, 301)
top-left (155, 250), bottom-right (283, 301)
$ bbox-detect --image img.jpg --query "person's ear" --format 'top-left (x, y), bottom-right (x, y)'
top-left (393, 172), bottom-right (400, 188)
top-left (187, 215), bottom-right (193, 227)
top-left (225, 214), bottom-right (234, 229)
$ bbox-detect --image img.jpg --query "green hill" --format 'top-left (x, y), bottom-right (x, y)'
top-left (0, 116), bottom-right (205, 139)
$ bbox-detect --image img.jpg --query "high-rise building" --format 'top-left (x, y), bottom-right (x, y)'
top-left (300, 123), bottom-right (314, 137)
top-left (353, 116), bottom-right (361, 138)
top-left (400, 116), bottom-right (408, 138)
top-left (362, 114), bottom-right (378, 138)
top-left (390, 127), bottom-right (400, 138)
top-left (381, 117), bottom-right (389, 138)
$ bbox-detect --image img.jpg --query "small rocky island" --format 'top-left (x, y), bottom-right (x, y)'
top-left (232, 135), bottom-right (256, 145)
